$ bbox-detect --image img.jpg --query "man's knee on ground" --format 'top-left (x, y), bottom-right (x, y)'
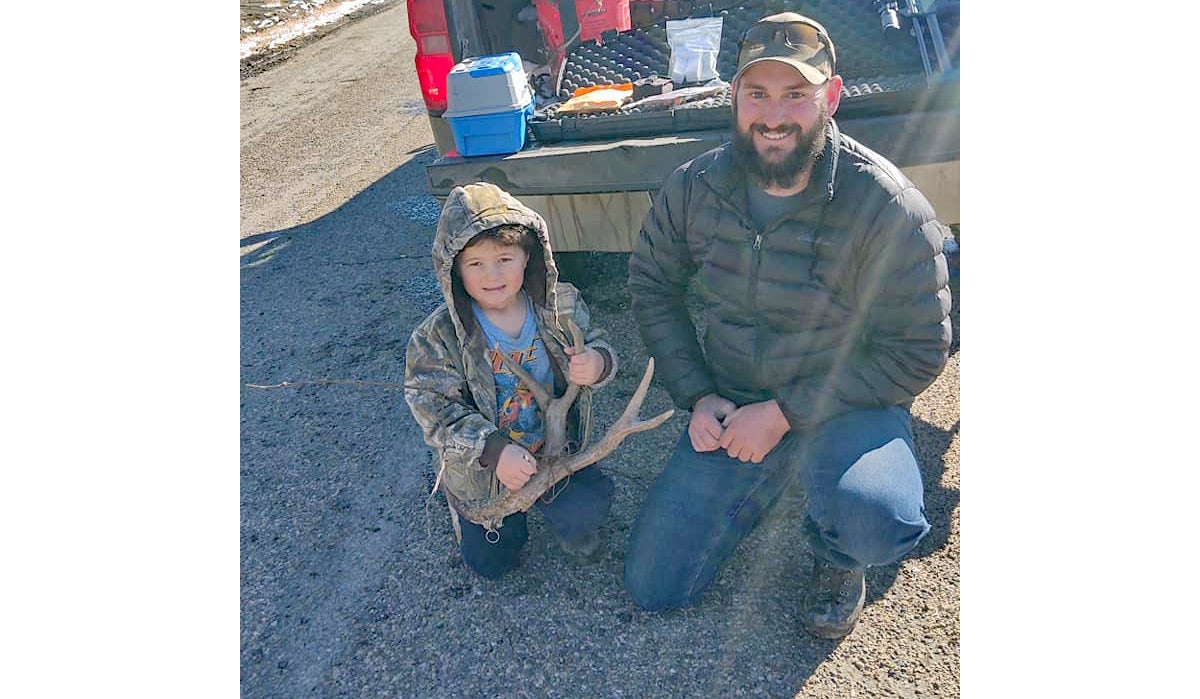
top-left (623, 557), bottom-right (701, 611)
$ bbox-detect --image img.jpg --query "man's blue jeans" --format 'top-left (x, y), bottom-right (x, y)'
top-left (624, 406), bottom-right (930, 610)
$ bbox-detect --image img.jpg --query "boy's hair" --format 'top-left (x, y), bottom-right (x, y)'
top-left (458, 224), bottom-right (538, 261)
top-left (450, 224), bottom-right (549, 321)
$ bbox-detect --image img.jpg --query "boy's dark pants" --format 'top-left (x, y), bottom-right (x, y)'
top-left (458, 465), bottom-right (613, 579)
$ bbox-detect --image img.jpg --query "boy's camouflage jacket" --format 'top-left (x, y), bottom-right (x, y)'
top-left (404, 183), bottom-right (618, 516)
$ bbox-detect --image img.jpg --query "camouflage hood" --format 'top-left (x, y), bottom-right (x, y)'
top-left (432, 182), bottom-right (562, 348)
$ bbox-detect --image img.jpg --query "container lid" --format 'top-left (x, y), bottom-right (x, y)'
top-left (444, 51), bottom-right (532, 118)
top-left (449, 52), bottom-right (522, 78)
top-left (443, 92), bottom-right (534, 120)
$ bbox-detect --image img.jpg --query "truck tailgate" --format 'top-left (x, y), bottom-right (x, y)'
top-left (426, 109), bottom-right (959, 198)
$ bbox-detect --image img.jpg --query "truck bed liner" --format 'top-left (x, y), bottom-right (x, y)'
top-left (528, 0), bottom-right (959, 144)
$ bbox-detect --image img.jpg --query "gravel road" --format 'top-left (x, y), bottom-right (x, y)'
top-left (240, 4), bottom-right (961, 697)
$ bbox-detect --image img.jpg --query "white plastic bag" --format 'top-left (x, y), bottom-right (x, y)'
top-left (667, 17), bottom-right (724, 84)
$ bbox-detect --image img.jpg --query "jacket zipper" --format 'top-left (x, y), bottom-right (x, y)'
top-left (749, 228), bottom-right (766, 386)
top-left (696, 170), bottom-right (770, 391)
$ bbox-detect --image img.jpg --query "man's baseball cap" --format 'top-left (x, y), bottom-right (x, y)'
top-left (734, 12), bottom-right (836, 85)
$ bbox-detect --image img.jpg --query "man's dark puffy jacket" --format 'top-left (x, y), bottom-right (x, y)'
top-left (628, 120), bottom-right (952, 431)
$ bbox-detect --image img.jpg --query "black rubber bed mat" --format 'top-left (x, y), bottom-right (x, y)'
top-left (529, 0), bottom-right (959, 144)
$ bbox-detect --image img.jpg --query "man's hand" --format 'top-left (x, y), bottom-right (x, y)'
top-left (689, 393), bottom-right (737, 452)
top-left (496, 444), bottom-right (537, 491)
top-left (718, 399), bottom-right (791, 463)
top-left (564, 345), bottom-right (605, 386)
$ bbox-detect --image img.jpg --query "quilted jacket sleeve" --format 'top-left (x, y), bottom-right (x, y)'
top-left (773, 186), bottom-right (953, 430)
top-left (403, 311), bottom-right (497, 471)
top-left (627, 166), bottom-right (718, 410)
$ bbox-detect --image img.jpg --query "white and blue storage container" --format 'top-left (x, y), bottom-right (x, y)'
top-left (443, 52), bottom-right (534, 157)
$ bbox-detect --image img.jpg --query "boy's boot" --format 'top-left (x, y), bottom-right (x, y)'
top-left (800, 558), bottom-right (865, 639)
top-left (559, 528), bottom-right (605, 564)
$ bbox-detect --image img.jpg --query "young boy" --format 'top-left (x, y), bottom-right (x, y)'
top-left (404, 182), bottom-right (619, 579)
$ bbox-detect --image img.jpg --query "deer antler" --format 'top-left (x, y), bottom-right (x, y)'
top-left (552, 356), bottom-right (674, 473)
top-left (492, 318), bottom-right (585, 458)
top-left (454, 319), bottom-right (673, 529)
top-left (453, 355), bottom-right (673, 528)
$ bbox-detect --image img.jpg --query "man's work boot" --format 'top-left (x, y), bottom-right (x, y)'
top-left (800, 558), bottom-right (866, 639)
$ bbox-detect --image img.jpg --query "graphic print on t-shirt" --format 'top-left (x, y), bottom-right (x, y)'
top-left (472, 293), bottom-right (552, 454)
top-left (489, 343), bottom-right (546, 453)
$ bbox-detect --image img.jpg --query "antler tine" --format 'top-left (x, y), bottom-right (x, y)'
top-left (618, 356), bottom-right (665, 427)
top-left (567, 318), bottom-right (585, 353)
top-left (554, 318), bottom-right (587, 408)
top-left (558, 357), bottom-right (674, 471)
top-left (494, 342), bottom-right (553, 412)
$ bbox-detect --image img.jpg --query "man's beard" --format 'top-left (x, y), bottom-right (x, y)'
top-left (732, 107), bottom-right (829, 190)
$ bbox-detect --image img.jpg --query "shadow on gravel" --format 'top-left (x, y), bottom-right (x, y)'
top-left (240, 144), bottom-right (456, 697)
top-left (241, 144), bottom-right (442, 270)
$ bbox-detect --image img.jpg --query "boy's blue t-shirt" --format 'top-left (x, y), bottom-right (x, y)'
top-left (471, 293), bottom-right (553, 454)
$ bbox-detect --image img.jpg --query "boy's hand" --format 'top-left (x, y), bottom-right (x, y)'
top-left (496, 444), bottom-right (537, 491)
top-left (564, 345), bottom-right (604, 386)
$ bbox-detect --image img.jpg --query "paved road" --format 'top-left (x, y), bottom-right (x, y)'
top-left (240, 4), bottom-right (961, 697)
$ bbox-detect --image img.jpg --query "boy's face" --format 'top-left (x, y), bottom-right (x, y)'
top-left (457, 239), bottom-right (530, 312)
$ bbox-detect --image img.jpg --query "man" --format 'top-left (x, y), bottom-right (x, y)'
top-left (624, 12), bottom-right (952, 639)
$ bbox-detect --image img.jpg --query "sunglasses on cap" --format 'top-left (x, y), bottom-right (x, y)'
top-left (739, 21), bottom-right (827, 56)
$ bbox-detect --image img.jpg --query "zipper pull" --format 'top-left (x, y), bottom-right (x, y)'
top-left (753, 233), bottom-right (762, 251)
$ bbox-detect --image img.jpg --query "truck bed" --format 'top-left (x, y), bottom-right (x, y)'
top-left (425, 0), bottom-right (960, 250)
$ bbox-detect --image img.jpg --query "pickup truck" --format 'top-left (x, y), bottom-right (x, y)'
top-left (407, 0), bottom-right (959, 252)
